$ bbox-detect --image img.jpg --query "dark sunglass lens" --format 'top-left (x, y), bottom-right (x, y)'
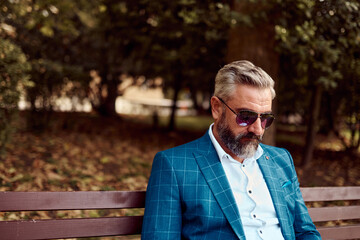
top-left (261, 114), bottom-right (275, 128)
top-left (236, 111), bottom-right (258, 126)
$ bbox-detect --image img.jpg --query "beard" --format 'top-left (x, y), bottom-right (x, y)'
top-left (216, 112), bottom-right (262, 159)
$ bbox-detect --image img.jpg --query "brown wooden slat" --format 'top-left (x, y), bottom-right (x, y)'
top-left (301, 187), bottom-right (360, 202)
top-left (0, 191), bottom-right (146, 211)
top-left (317, 224), bottom-right (360, 240)
top-left (308, 206), bottom-right (360, 222)
top-left (0, 216), bottom-right (143, 240)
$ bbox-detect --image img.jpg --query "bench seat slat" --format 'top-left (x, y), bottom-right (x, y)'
top-left (0, 191), bottom-right (146, 211)
top-left (301, 187), bottom-right (360, 202)
top-left (317, 224), bottom-right (360, 240)
top-left (308, 206), bottom-right (360, 222)
top-left (0, 216), bottom-right (143, 240)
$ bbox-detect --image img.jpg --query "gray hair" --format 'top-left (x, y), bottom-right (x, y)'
top-left (214, 60), bottom-right (276, 100)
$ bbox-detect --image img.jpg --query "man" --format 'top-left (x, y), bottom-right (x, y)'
top-left (142, 60), bottom-right (321, 240)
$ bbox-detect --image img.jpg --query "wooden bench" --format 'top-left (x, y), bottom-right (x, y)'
top-left (0, 187), bottom-right (359, 240)
top-left (0, 191), bottom-right (146, 239)
top-left (301, 186), bottom-right (360, 239)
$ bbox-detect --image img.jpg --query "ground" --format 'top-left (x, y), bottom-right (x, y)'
top-left (1, 111), bottom-right (358, 193)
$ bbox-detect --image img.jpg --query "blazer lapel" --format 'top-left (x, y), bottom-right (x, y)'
top-left (193, 134), bottom-right (246, 240)
top-left (257, 153), bottom-right (292, 239)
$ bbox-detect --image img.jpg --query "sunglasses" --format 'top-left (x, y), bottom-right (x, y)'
top-left (217, 97), bottom-right (275, 129)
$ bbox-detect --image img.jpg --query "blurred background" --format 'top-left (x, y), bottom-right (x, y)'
top-left (0, 0), bottom-right (359, 195)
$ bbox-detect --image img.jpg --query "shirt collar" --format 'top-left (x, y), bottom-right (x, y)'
top-left (208, 123), bottom-right (263, 164)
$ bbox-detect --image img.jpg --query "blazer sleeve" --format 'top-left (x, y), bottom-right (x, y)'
top-left (141, 152), bottom-right (182, 240)
top-left (284, 149), bottom-right (321, 240)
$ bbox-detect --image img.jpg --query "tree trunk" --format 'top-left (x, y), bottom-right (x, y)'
top-left (102, 80), bottom-right (118, 117)
top-left (189, 86), bottom-right (200, 112)
top-left (301, 85), bottom-right (323, 168)
top-left (227, 0), bottom-right (279, 146)
top-left (97, 72), bottom-right (118, 117)
top-left (168, 74), bottom-right (182, 131)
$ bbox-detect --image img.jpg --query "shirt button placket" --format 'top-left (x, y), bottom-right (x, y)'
top-left (258, 229), bottom-right (264, 239)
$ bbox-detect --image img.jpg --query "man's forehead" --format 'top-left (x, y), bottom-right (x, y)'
top-left (228, 85), bottom-right (272, 100)
top-left (227, 86), bottom-right (272, 111)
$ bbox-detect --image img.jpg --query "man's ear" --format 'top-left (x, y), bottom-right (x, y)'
top-left (211, 96), bottom-right (222, 121)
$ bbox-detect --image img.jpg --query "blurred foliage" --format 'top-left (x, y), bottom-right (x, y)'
top-left (272, 0), bottom-right (360, 155)
top-left (1, 0), bottom-right (241, 121)
top-left (241, 0), bottom-right (360, 165)
top-left (0, 0), bottom-right (359, 158)
top-left (1, 0), bottom-right (89, 131)
top-left (0, 38), bottom-right (32, 155)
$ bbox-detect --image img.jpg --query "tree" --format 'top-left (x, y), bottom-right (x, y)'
top-left (1, 0), bottom-right (247, 132)
top-left (331, 50), bottom-right (360, 153)
top-left (73, 0), bottom-right (147, 116)
top-left (237, 0), bottom-right (360, 165)
top-left (2, 0), bottom-right (90, 129)
top-left (227, 0), bottom-right (280, 146)
top-left (0, 38), bottom-right (32, 154)
top-left (273, 0), bottom-right (360, 166)
top-left (134, 0), bottom-right (240, 130)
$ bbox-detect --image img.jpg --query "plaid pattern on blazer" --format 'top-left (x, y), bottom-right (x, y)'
top-left (142, 133), bottom-right (321, 240)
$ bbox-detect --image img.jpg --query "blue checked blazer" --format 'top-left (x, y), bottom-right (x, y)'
top-left (142, 133), bottom-right (321, 240)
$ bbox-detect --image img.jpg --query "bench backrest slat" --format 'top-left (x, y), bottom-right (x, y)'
top-left (301, 187), bottom-right (360, 202)
top-left (0, 191), bottom-right (146, 211)
top-left (317, 225), bottom-right (360, 240)
top-left (0, 216), bottom-right (143, 240)
top-left (308, 206), bottom-right (360, 222)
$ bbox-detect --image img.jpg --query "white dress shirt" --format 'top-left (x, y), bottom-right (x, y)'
top-left (209, 124), bottom-right (285, 240)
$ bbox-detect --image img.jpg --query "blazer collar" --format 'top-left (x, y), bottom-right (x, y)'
top-left (193, 133), bottom-right (246, 240)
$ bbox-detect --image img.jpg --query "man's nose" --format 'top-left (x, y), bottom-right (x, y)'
top-left (247, 117), bottom-right (263, 135)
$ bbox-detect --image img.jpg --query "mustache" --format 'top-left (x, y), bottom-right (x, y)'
top-left (238, 132), bottom-right (262, 141)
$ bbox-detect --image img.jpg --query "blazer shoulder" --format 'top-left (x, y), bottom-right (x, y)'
top-left (159, 132), bottom-right (212, 157)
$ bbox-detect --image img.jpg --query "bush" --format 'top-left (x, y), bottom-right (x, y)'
top-left (0, 38), bottom-right (32, 155)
